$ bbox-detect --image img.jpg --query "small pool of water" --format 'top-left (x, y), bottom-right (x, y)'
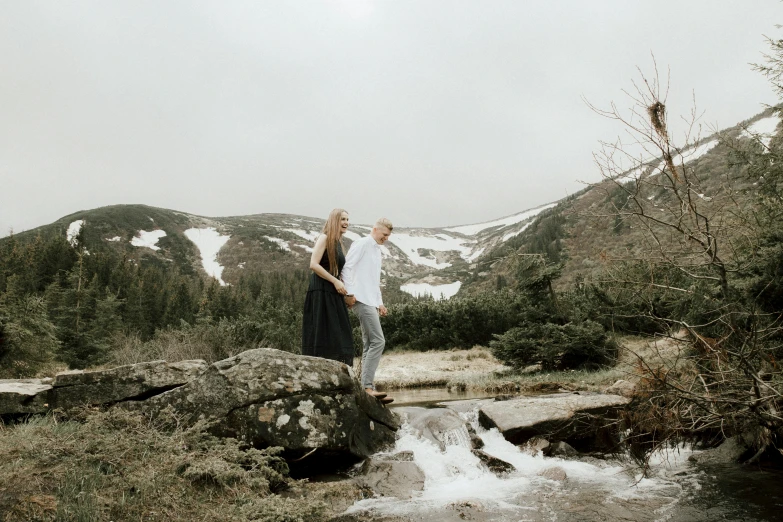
top-left (382, 386), bottom-right (499, 407)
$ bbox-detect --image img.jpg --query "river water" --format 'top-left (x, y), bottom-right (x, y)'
top-left (343, 391), bottom-right (783, 522)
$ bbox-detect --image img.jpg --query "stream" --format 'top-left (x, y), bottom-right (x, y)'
top-left (341, 390), bottom-right (783, 522)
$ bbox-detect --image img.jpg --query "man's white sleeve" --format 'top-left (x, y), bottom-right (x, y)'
top-left (342, 239), bottom-right (365, 294)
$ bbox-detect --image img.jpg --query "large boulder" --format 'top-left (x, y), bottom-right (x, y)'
top-left (133, 348), bottom-right (400, 459)
top-left (478, 392), bottom-right (630, 445)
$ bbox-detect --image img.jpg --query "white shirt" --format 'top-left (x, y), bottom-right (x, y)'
top-left (342, 236), bottom-right (383, 307)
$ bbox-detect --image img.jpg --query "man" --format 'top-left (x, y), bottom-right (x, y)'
top-left (342, 218), bottom-right (394, 404)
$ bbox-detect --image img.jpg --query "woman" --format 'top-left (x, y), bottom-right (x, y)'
top-left (301, 208), bottom-right (354, 365)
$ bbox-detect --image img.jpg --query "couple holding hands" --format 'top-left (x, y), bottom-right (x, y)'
top-left (301, 208), bottom-right (395, 405)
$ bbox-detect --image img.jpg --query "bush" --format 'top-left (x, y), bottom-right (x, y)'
top-left (109, 297), bottom-right (303, 366)
top-left (0, 291), bottom-right (59, 378)
top-left (490, 320), bottom-right (618, 370)
top-left (381, 291), bottom-right (530, 351)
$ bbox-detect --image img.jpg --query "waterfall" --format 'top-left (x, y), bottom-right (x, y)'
top-left (345, 404), bottom-right (703, 521)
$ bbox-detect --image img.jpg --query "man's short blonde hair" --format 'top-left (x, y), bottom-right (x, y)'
top-left (375, 218), bottom-right (393, 231)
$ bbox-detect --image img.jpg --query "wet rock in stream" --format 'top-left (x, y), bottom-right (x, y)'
top-left (478, 392), bottom-right (629, 449)
top-left (537, 466), bottom-right (568, 481)
top-left (354, 457), bottom-right (425, 499)
top-left (402, 407), bottom-right (472, 450)
top-left (519, 436), bottom-right (550, 455)
top-left (472, 448), bottom-right (516, 474)
top-left (544, 440), bottom-right (580, 458)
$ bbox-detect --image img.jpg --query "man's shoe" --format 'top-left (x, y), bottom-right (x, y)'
top-left (379, 397), bottom-right (394, 405)
top-left (365, 388), bottom-right (387, 399)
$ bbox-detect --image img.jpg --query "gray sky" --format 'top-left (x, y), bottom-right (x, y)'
top-left (1, 1), bottom-right (780, 237)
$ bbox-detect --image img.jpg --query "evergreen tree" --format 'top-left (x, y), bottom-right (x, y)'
top-left (0, 275), bottom-right (59, 377)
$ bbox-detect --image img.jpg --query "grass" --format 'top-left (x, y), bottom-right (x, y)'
top-left (373, 346), bottom-right (509, 389)
top-left (0, 408), bottom-right (334, 522)
top-left (374, 336), bottom-right (685, 394)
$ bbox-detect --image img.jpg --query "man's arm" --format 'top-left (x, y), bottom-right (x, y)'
top-left (341, 238), bottom-right (367, 296)
top-left (376, 285), bottom-right (386, 315)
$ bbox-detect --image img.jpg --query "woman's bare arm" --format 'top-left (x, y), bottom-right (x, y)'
top-left (309, 234), bottom-right (347, 294)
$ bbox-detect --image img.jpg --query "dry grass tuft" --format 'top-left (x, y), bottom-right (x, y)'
top-left (0, 408), bottom-right (329, 522)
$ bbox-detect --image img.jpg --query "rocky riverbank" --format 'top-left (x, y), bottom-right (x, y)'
top-left (2, 338), bottom-right (774, 521)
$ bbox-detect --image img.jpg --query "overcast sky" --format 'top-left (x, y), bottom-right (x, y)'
top-left (1, 1), bottom-right (780, 236)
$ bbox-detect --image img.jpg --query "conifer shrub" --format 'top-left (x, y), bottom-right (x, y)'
top-left (490, 320), bottom-right (618, 371)
top-left (381, 291), bottom-right (528, 351)
top-left (0, 281), bottom-right (59, 377)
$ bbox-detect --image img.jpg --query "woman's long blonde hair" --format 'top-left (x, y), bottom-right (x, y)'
top-left (322, 208), bottom-right (347, 277)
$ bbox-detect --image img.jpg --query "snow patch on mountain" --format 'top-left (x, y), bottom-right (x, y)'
top-left (503, 223), bottom-right (532, 242)
top-left (385, 206), bottom-right (559, 268)
top-left (466, 248), bottom-right (485, 262)
top-left (445, 203), bottom-right (557, 236)
top-left (741, 115), bottom-right (780, 149)
top-left (67, 220), bottom-right (84, 246)
top-left (672, 139), bottom-right (718, 165)
top-left (130, 229), bottom-right (166, 251)
top-left (184, 228), bottom-right (231, 286)
top-left (400, 281), bottom-right (462, 300)
top-left (285, 228), bottom-right (320, 242)
top-left (264, 236), bottom-right (291, 252)
top-left (616, 165), bottom-right (645, 183)
top-left (387, 233), bottom-right (474, 269)
top-left (616, 138), bottom-right (721, 184)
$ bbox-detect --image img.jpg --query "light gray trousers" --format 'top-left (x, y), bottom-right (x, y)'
top-left (353, 302), bottom-right (386, 390)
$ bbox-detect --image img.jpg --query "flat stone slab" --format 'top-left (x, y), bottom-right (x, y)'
top-left (0, 361), bottom-right (208, 415)
top-left (50, 359), bottom-right (207, 408)
top-left (436, 398), bottom-right (496, 413)
top-left (0, 381), bottom-right (53, 414)
top-left (478, 392), bottom-right (630, 444)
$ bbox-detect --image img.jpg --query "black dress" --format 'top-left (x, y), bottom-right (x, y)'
top-left (302, 242), bottom-right (354, 365)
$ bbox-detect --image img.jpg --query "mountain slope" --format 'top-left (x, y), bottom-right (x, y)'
top-left (5, 200), bottom-right (557, 300)
top-left (5, 108), bottom-right (779, 300)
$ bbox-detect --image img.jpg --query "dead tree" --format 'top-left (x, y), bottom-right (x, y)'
top-left (583, 59), bottom-right (783, 463)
